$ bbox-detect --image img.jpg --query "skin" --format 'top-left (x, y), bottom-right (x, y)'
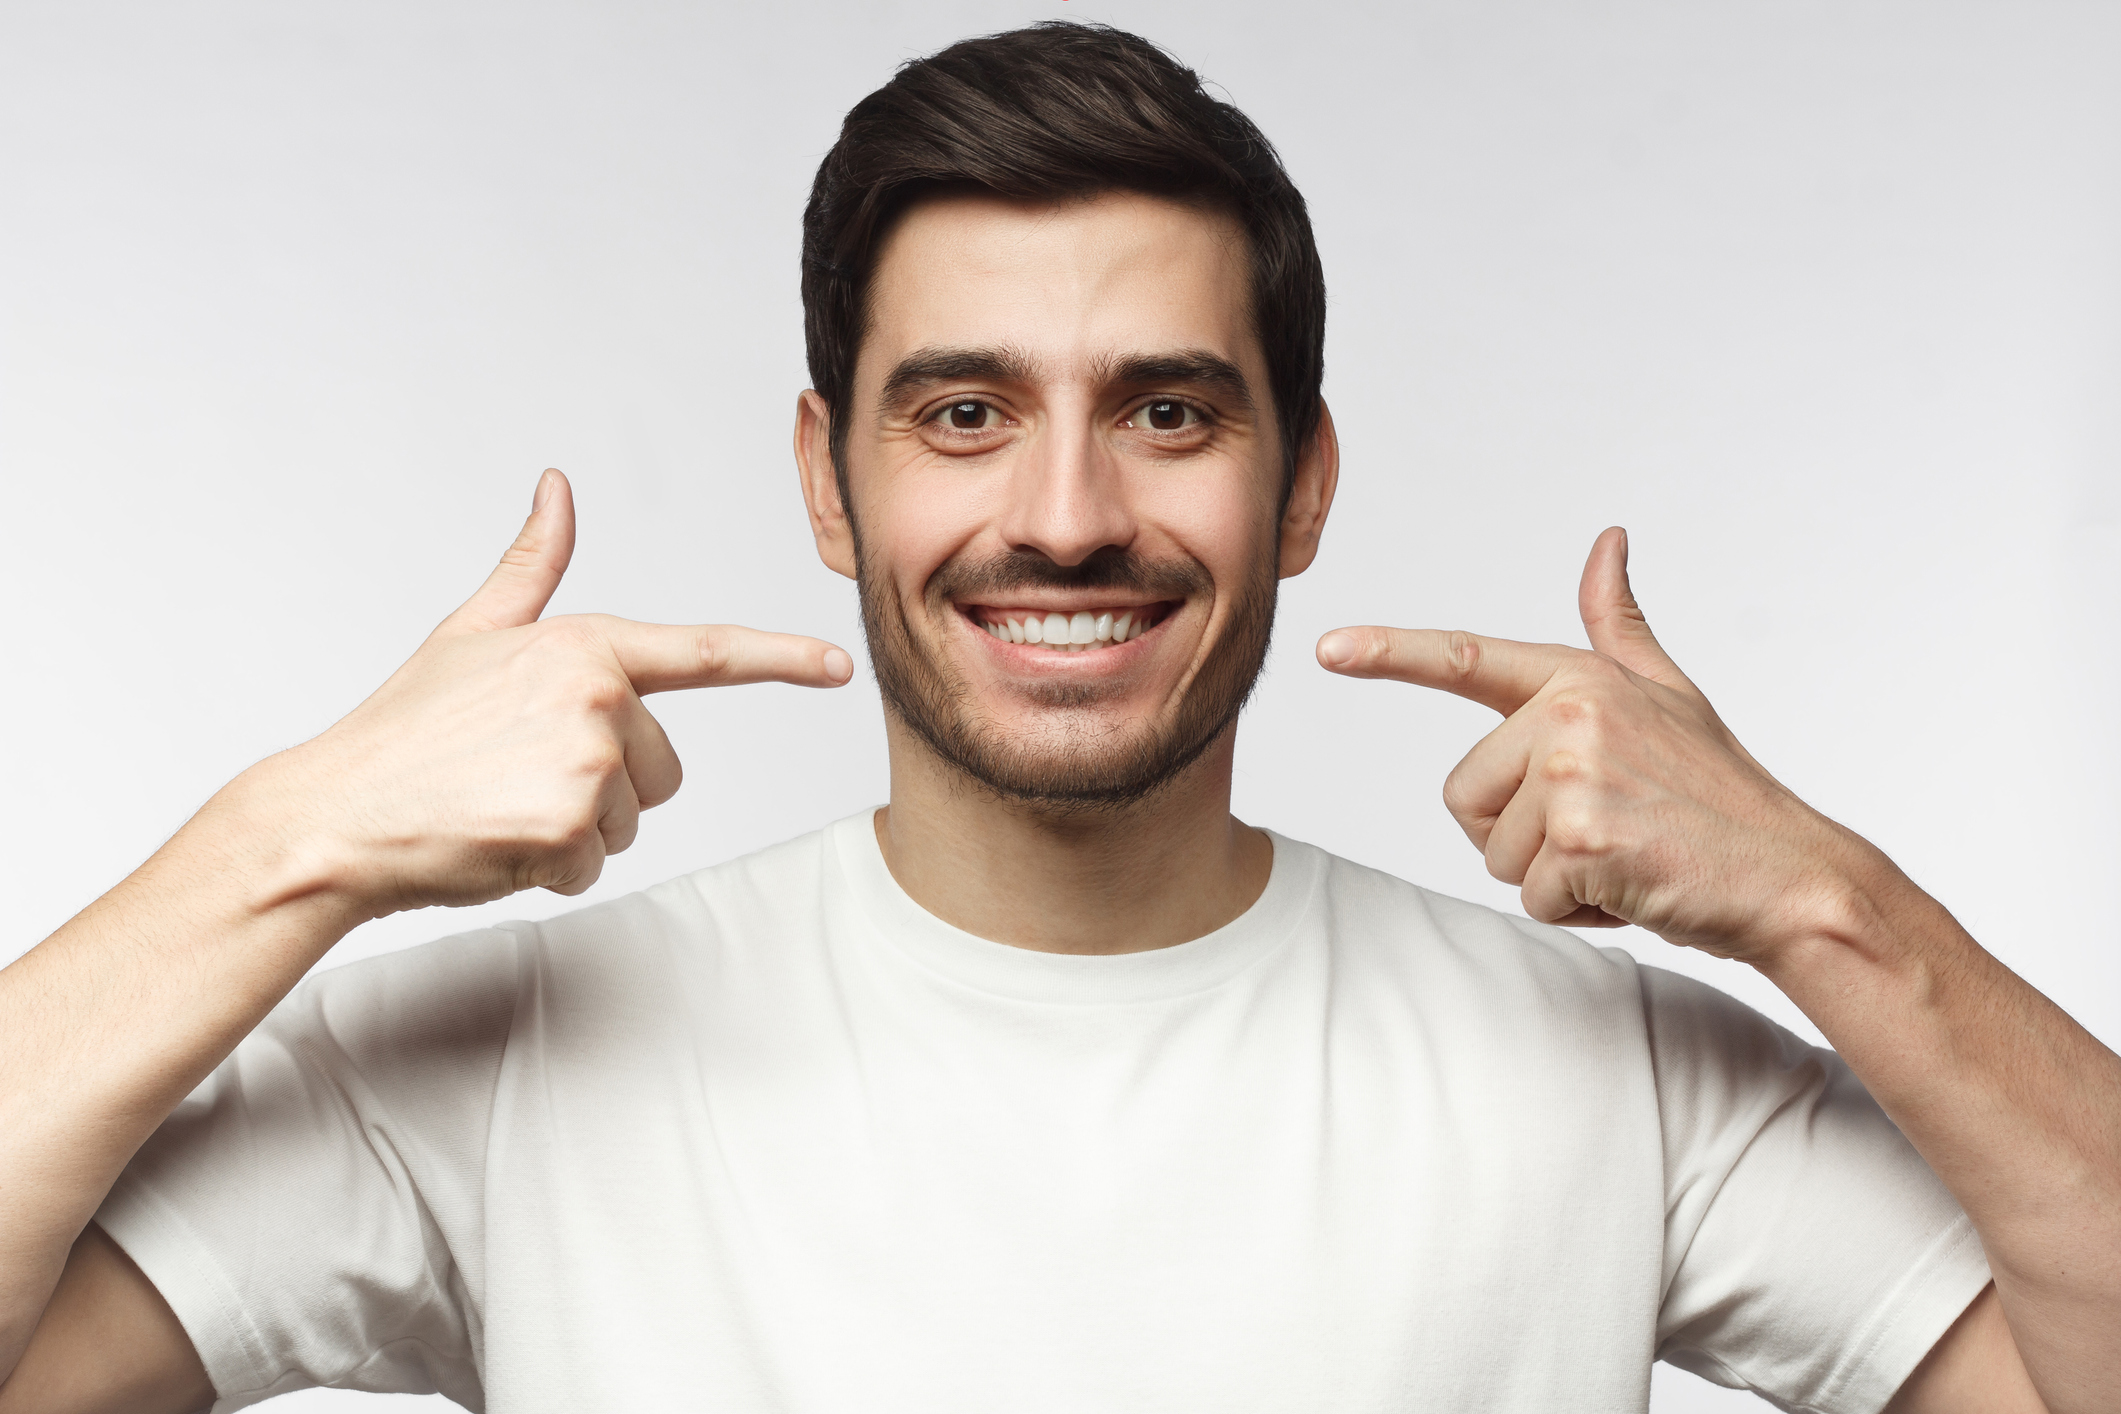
top-left (794, 191), bottom-right (1331, 955)
top-left (2, 188), bottom-right (2114, 1412)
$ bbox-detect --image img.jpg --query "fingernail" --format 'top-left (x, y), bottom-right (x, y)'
top-left (824, 647), bottom-right (853, 683)
top-left (1318, 631), bottom-right (1356, 668)
top-left (533, 470), bottom-right (553, 511)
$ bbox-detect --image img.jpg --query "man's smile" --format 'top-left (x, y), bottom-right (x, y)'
top-left (956, 599), bottom-right (1178, 656)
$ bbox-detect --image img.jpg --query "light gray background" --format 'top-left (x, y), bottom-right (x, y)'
top-left (4, 2), bottom-right (2115, 1409)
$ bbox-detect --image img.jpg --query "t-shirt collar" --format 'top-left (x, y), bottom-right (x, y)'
top-left (829, 808), bottom-right (1320, 1005)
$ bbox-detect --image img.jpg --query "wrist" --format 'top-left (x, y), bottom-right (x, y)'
top-left (1747, 824), bottom-right (1962, 996)
top-left (184, 749), bottom-right (384, 931)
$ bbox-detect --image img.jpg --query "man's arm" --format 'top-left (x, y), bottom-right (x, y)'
top-left (1886, 1286), bottom-right (2049, 1414)
top-left (0, 470), bottom-right (851, 1401)
top-left (1318, 528), bottom-right (2119, 1414)
top-left (0, 780), bottom-right (369, 1404)
top-left (1762, 841), bottom-right (2118, 1414)
top-left (1, 1225), bottom-right (213, 1414)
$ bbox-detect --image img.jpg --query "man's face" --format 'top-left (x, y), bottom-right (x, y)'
top-left (802, 190), bottom-right (1324, 810)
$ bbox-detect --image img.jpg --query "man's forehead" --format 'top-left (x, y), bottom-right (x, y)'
top-left (860, 189), bottom-right (1258, 387)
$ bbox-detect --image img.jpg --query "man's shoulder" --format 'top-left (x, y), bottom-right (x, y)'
top-left (1295, 836), bottom-right (1640, 985)
top-left (523, 812), bottom-right (855, 955)
top-left (1295, 838), bottom-right (1816, 1076)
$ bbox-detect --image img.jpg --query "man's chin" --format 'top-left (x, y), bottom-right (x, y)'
top-left (924, 737), bottom-right (1230, 814)
top-left (897, 709), bottom-right (1228, 814)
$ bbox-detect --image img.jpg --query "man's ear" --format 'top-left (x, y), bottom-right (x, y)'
top-left (1277, 398), bottom-right (1340, 579)
top-left (794, 389), bottom-right (858, 580)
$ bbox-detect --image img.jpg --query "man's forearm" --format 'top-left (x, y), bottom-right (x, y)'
top-left (0, 763), bottom-right (364, 1380)
top-left (1757, 842), bottom-right (2121, 1414)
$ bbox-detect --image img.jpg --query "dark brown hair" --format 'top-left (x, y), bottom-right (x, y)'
top-left (801, 22), bottom-right (1325, 493)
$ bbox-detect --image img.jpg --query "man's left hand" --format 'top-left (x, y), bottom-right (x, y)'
top-left (1316, 527), bottom-right (1875, 966)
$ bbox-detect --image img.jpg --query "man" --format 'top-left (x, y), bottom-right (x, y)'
top-left (1, 20), bottom-right (2114, 1413)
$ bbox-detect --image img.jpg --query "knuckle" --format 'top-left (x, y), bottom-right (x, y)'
top-left (538, 614), bottom-right (602, 653)
top-left (570, 739), bottom-right (626, 782)
top-left (1442, 631), bottom-right (1482, 682)
top-left (692, 630), bottom-right (731, 681)
top-left (576, 675), bottom-right (631, 716)
top-left (1440, 769), bottom-right (1489, 824)
top-left (1545, 688), bottom-right (1604, 728)
top-left (1538, 748), bottom-right (1588, 785)
top-left (534, 647), bottom-right (627, 716)
top-left (1545, 807), bottom-right (1609, 858)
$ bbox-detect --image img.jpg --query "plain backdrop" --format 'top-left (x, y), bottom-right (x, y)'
top-left (3, 2), bottom-right (2116, 1410)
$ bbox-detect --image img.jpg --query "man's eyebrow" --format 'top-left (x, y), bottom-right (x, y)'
top-left (878, 346), bottom-right (1042, 413)
top-left (1097, 351), bottom-right (1255, 410)
top-left (877, 345), bottom-right (1257, 415)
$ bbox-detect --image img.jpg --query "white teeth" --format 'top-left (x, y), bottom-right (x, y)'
top-left (983, 609), bottom-right (1156, 651)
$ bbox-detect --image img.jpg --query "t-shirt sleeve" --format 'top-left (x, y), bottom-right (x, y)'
top-left (94, 926), bottom-right (523, 1414)
top-left (1638, 963), bottom-right (1992, 1414)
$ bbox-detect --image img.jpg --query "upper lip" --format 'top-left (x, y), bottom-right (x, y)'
top-left (956, 597), bottom-right (1172, 615)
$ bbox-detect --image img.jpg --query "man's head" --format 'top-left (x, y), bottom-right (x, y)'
top-left (793, 23), bottom-right (1337, 812)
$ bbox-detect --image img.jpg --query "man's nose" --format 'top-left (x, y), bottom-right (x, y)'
top-left (994, 417), bottom-right (1136, 567)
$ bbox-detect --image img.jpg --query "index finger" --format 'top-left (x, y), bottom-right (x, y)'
top-left (596, 617), bottom-right (855, 695)
top-left (1316, 627), bottom-right (1574, 717)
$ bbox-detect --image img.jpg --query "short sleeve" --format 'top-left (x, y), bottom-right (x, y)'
top-left (1639, 964), bottom-right (1992, 1414)
top-left (94, 927), bottom-right (522, 1414)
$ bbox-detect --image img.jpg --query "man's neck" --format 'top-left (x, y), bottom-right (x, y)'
top-left (872, 719), bottom-right (1273, 955)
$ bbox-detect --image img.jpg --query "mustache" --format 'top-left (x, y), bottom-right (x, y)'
top-left (928, 547), bottom-right (1211, 603)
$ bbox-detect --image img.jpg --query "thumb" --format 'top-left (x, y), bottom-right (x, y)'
top-left (1577, 527), bottom-right (1687, 686)
top-left (439, 469), bottom-right (576, 635)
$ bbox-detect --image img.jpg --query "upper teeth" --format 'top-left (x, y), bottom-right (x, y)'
top-left (982, 608), bottom-right (1147, 649)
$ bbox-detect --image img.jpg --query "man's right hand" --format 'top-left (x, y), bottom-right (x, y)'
top-left (0, 467), bottom-right (852, 1403)
top-left (250, 467), bottom-right (853, 918)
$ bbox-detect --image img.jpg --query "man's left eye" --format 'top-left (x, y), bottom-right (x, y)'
top-left (1125, 400), bottom-right (1202, 432)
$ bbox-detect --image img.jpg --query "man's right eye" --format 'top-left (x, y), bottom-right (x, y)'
top-left (931, 400), bottom-right (1003, 431)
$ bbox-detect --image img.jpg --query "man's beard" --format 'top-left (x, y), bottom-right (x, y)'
top-left (857, 541), bottom-right (1277, 813)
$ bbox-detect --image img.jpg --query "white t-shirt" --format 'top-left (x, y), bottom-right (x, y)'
top-left (98, 813), bottom-right (1989, 1414)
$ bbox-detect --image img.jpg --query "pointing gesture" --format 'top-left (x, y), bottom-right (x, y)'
top-left (437, 468), bottom-right (853, 693)
top-left (275, 469), bottom-right (853, 916)
top-left (1318, 528), bottom-right (1851, 961)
